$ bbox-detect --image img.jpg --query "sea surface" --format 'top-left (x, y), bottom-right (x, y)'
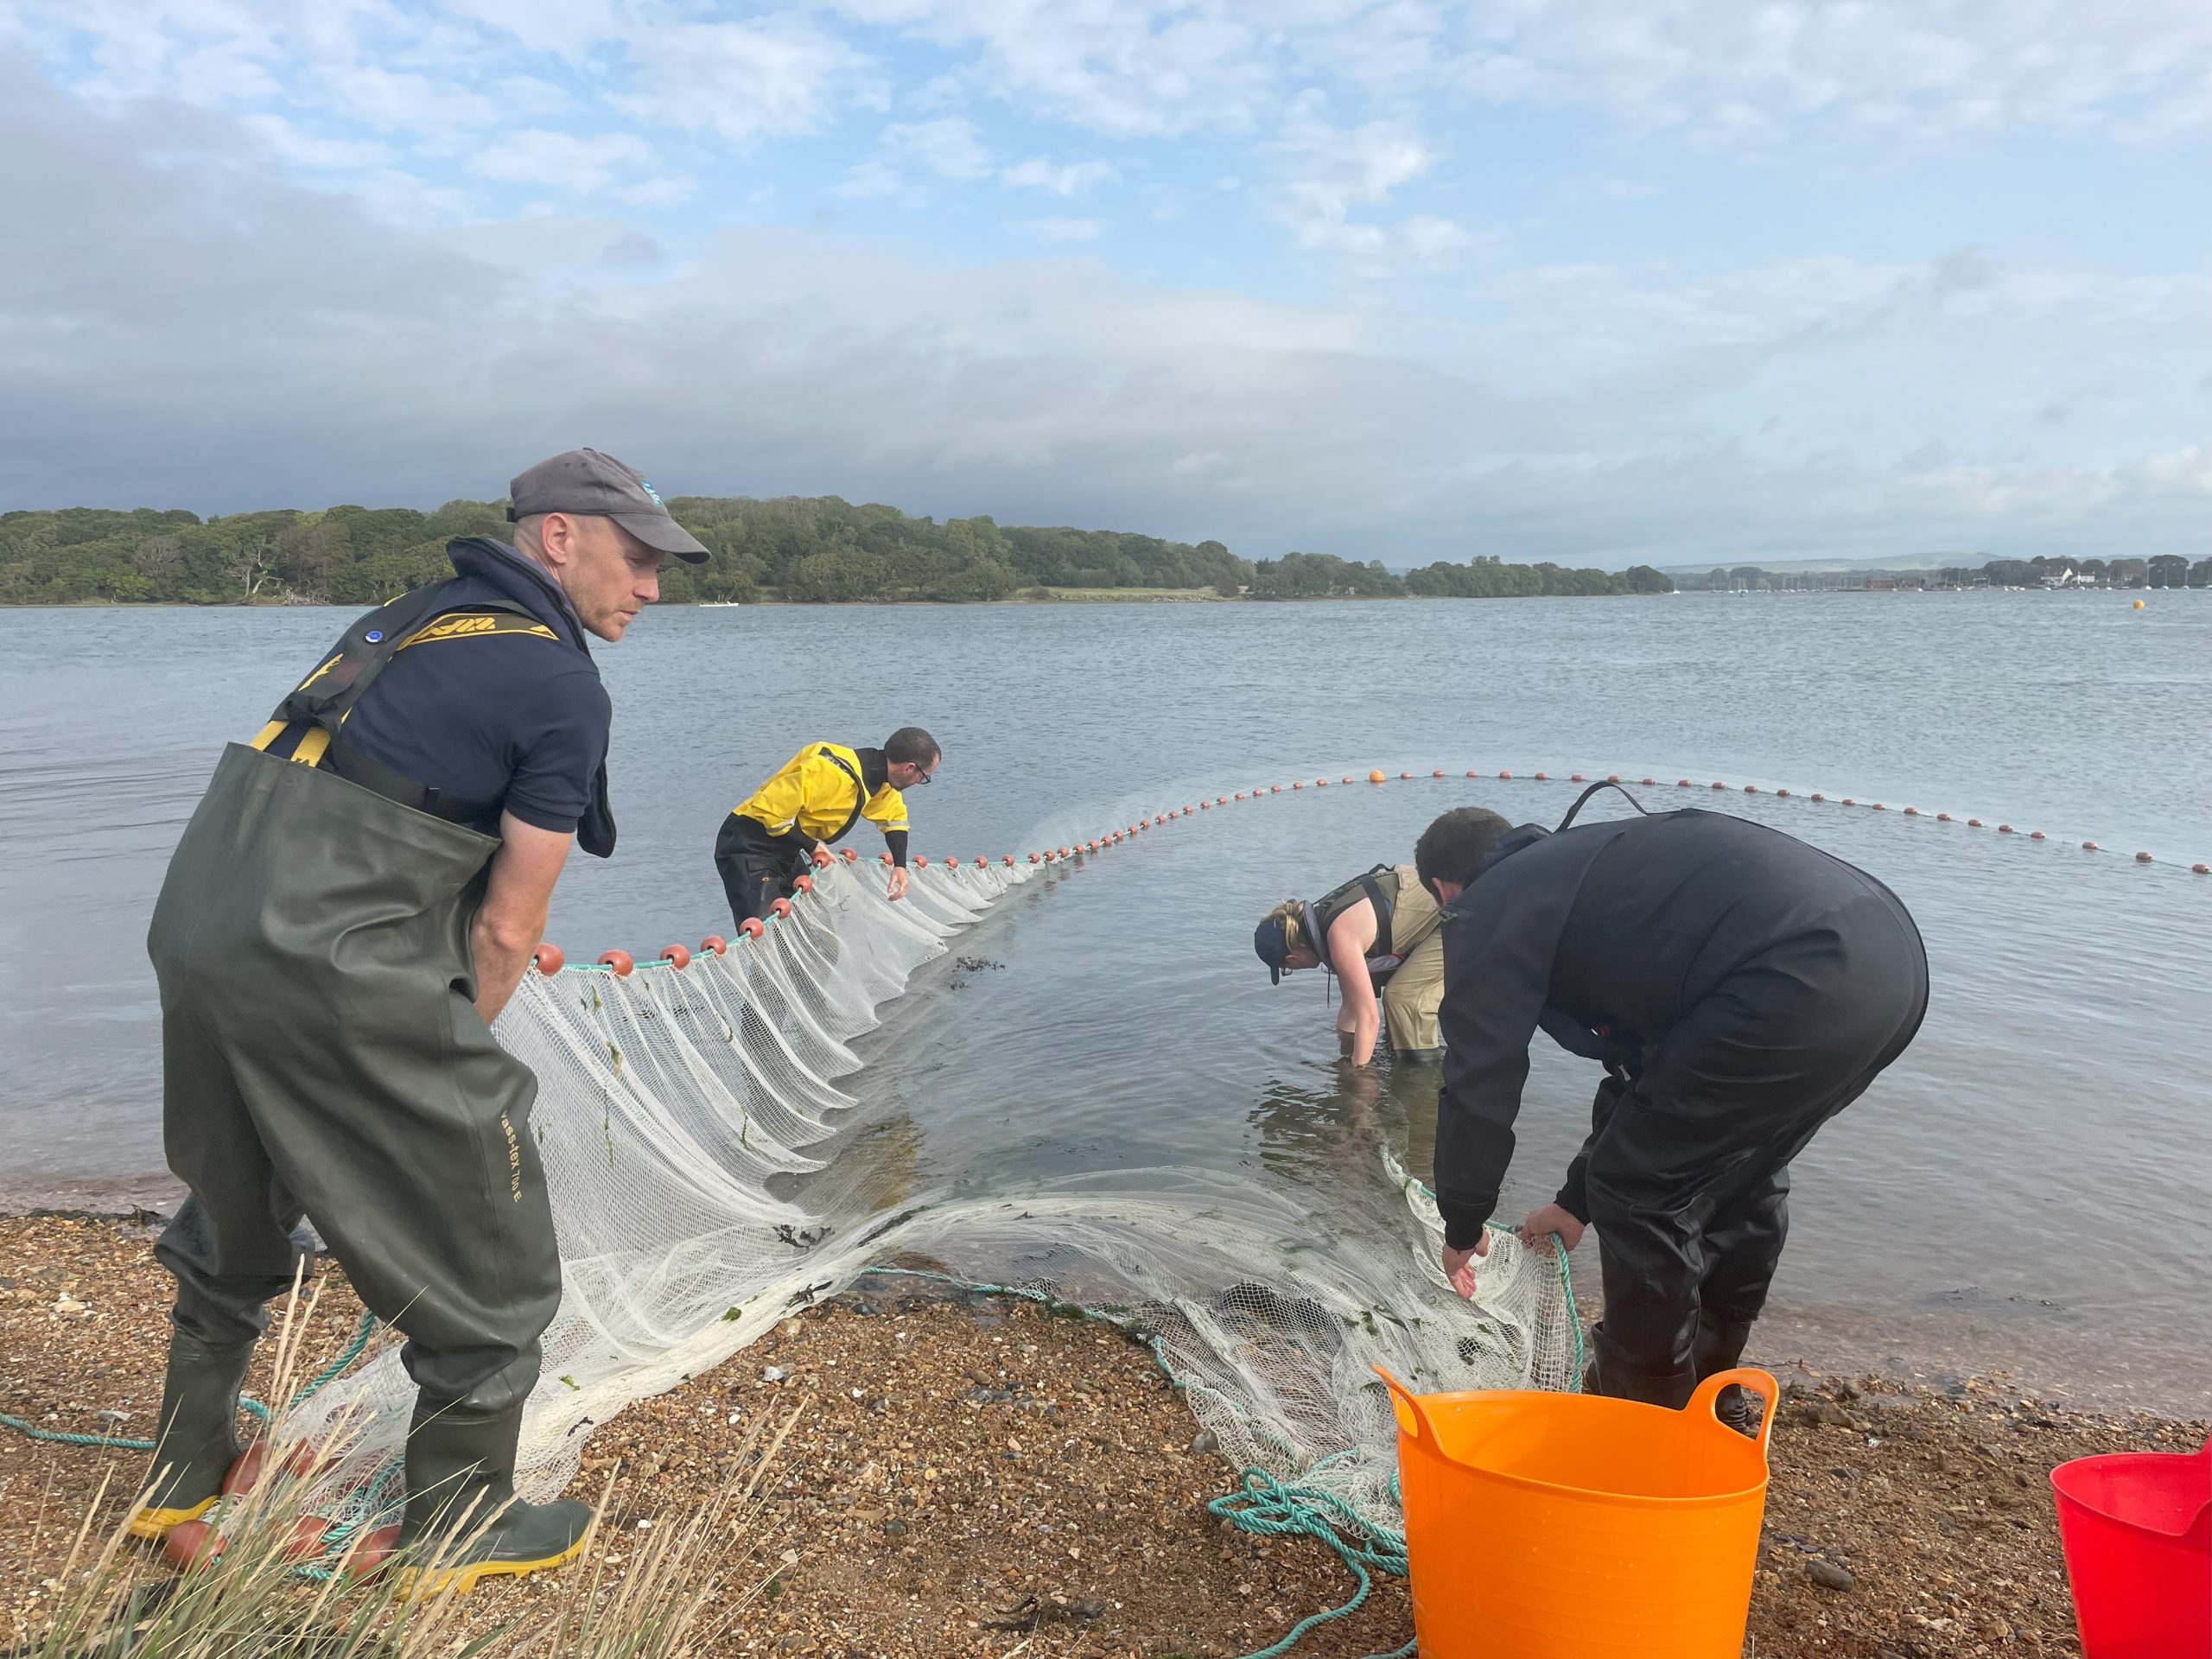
top-left (3, 591), bottom-right (2206, 1413)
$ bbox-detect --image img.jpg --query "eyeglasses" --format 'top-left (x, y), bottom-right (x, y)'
top-left (906, 766), bottom-right (933, 785)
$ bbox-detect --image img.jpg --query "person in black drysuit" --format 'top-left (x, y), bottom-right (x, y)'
top-left (1414, 799), bottom-right (1928, 1414)
top-left (137, 449), bottom-right (708, 1592)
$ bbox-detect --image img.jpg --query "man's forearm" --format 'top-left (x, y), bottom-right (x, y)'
top-left (472, 914), bottom-right (538, 1024)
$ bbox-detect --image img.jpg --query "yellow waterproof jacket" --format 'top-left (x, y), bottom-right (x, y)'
top-left (733, 742), bottom-right (909, 845)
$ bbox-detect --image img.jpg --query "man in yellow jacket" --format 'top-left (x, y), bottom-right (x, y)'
top-left (715, 728), bottom-right (939, 925)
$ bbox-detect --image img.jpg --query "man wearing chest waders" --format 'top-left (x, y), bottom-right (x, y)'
top-left (1416, 796), bottom-right (1927, 1426)
top-left (715, 730), bottom-right (939, 928)
top-left (1252, 862), bottom-right (1448, 1065)
top-left (137, 449), bottom-right (708, 1592)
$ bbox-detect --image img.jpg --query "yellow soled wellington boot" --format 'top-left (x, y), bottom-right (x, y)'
top-left (130, 1332), bottom-right (255, 1540)
top-left (395, 1396), bottom-right (593, 1597)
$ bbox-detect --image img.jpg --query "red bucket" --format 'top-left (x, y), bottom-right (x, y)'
top-left (2050, 1437), bottom-right (2209, 1659)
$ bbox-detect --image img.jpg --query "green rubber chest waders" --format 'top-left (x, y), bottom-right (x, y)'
top-left (149, 742), bottom-right (561, 1414)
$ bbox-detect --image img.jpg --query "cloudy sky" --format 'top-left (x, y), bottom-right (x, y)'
top-left (2, 2), bottom-right (2205, 565)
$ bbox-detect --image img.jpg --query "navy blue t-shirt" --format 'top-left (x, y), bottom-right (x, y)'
top-left (340, 541), bottom-right (612, 837)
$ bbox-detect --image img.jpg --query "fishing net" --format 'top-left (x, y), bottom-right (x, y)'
top-left (275, 849), bottom-right (1574, 1567)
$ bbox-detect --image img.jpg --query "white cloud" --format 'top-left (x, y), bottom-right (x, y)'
top-left (469, 129), bottom-right (658, 193)
top-left (1001, 156), bottom-right (1116, 195)
top-left (836, 115), bottom-right (991, 197)
top-left (1016, 216), bottom-right (1104, 242)
top-left (1259, 99), bottom-right (1475, 273)
top-left (1442, 0), bottom-right (2212, 146)
top-left (887, 115), bottom-right (993, 178)
top-left (621, 16), bottom-right (886, 145)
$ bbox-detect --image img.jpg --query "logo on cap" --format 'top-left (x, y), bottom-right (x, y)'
top-left (638, 477), bottom-right (665, 508)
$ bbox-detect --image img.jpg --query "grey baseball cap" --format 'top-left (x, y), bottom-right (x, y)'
top-left (506, 448), bottom-right (709, 563)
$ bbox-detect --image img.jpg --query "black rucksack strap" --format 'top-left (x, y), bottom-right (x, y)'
top-left (819, 747), bottom-right (871, 843)
top-left (1555, 780), bottom-right (1650, 833)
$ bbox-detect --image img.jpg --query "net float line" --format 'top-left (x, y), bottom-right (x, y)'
top-left (532, 763), bottom-right (2206, 973)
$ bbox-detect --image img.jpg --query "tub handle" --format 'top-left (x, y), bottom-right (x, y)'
top-left (1373, 1366), bottom-right (1438, 1448)
top-left (1688, 1367), bottom-right (1780, 1458)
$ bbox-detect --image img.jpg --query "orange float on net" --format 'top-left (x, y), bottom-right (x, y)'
top-left (1465, 770), bottom-right (1480, 778)
top-left (1744, 785), bottom-right (1758, 794)
top-left (1497, 770), bottom-right (1512, 779)
top-left (1370, 770), bottom-right (1388, 784)
top-left (2082, 841), bottom-right (2099, 851)
top-left (532, 943), bottom-right (564, 976)
top-left (944, 856), bottom-right (959, 868)
top-left (1608, 774), bottom-right (1621, 783)
top-left (793, 874), bottom-right (813, 893)
top-left (739, 918), bottom-right (765, 939)
top-left (1217, 795), bottom-right (1228, 804)
top-left (1003, 855), bottom-right (1014, 867)
top-left (701, 935), bottom-right (728, 955)
top-left (1028, 853), bottom-right (1040, 864)
top-left (1236, 791), bottom-right (1247, 799)
top-left (598, 949), bottom-right (634, 976)
top-left (1571, 773), bottom-right (1586, 783)
top-left (1842, 798), bottom-right (1857, 807)
top-left (880, 852), bottom-right (894, 865)
top-left (1871, 802), bottom-right (1885, 811)
top-left (1901, 806), bottom-right (1916, 816)
top-left (1678, 779), bottom-right (1693, 788)
top-left (1271, 785), bottom-right (1282, 793)
top-left (1433, 769), bottom-right (1446, 778)
top-left (162, 1518), bottom-right (225, 1571)
top-left (1811, 792), bottom-right (1826, 802)
top-left (913, 855), bottom-right (928, 868)
top-left (1641, 777), bottom-right (1656, 786)
top-left (1400, 771), bottom-right (1414, 780)
top-left (2032, 830), bottom-right (2047, 841)
top-left (842, 848), bottom-right (859, 863)
top-left (1200, 801), bottom-right (1211, 810)
top-left (810, 847), bottom-right (832, 868)
top-left (1777, 788), bottom-right (1791, 798)
top-left (2135, 851), bottom-right (2153, 863)
top-left (1316, 779), bottom-right (1329, 788)
top-left (1709, 781), bottom-right (1725, 791)
top-left (2192, 863), bottom-right (2209, 874)
top-left (1535, 772), bottom-right (1548, 781)
top-left (1936, 812), bottom-right (1950, 822)
top-left (658, 944), bottom-right (691, 969)
top-left (770, 898), bottom-right (793, 918)
top-left (1293, 781), bottom-right (1303, 790)
top-left (1998, 823), bottom-right (2014, 834)
top-left (1967, 817), bottom-right (1983, 827)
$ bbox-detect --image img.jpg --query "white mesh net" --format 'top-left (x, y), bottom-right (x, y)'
top-left (285, 852), bottom-right (1576, 1558)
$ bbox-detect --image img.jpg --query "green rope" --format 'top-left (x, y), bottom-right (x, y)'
top-left (1208, 1459), bottom-right (1416, 1659)
top-left (0, 1310), bottom-right (378, 1454)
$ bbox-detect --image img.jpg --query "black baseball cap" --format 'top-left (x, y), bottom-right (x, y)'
top-left (1254, 912), bottom-right (1294, 985)
top-left (507, 448), bottom-right (709, 563)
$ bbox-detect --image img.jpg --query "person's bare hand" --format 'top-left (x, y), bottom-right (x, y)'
top-left (1440, 1230), bottom-right (1489, 1300)
top-left (886, 866), bottom-right (910, 901)
top-left (1516, 1202), bottom-right (1586, 1252)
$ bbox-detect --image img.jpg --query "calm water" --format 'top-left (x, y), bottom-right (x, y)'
top-left (3, 593), bottom-right (2207, 1412)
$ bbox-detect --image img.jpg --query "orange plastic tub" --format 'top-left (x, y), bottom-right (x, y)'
top-left (1378, 1365), bottom-right (1779, 1659)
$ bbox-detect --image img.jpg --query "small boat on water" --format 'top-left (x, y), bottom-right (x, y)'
top-left (698, 600), bottom-right (744, 608)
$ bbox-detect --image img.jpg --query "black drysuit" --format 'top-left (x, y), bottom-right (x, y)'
top-left (1432, 809), bottom-right (1927, 1408)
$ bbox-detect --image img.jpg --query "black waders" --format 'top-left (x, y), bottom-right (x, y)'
top-left (394, 1397), bottom-right (593, 1594)
top-left (129, 1331), bottom-right (255, 1539)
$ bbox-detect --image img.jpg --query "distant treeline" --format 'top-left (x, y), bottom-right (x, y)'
top-left (1681, 555), bottom-right (2210, 593)
top-left (1249, 550), bottom-right (1672, 598)
top-left (2, 495), bottom-right (1675, 607)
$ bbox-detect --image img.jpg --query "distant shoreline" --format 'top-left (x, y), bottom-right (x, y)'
top-left (9, 584), bottom-right (2204, 612)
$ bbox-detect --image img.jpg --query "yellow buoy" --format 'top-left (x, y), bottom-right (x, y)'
top-left (2133, 599), bottom-right (2145, 609)
top-left (1369, 769), bottom-right (1388, 783)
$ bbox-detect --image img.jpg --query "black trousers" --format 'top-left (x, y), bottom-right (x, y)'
top-left (715, 813), bottom-right (810, 929)
top-left (1582, 888), bottom-right (1929, 1409)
